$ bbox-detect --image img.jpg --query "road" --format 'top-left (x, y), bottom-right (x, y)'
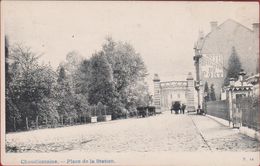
top-left (6, 111), bottom-right (259, 153)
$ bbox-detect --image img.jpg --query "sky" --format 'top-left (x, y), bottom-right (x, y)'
top-left (3, 1), bottom-right (259, 92)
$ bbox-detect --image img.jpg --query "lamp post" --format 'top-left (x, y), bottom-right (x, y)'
top-left (193, 45), bottom-right (203, 110)
top-left (228, 77), bottom-right (235, 126)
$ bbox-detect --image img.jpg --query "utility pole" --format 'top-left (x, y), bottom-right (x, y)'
top-left (193, 44), bottom-right (202, 110)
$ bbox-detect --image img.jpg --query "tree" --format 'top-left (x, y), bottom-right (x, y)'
top-left (62, 51), bottom-right (83, 91)
top-left (210, 84), bottom-right (216, 101)
top-left (56, 66), bottom-right (77, 124)
top-left (5, 36), bottom-right (21, 132)
top-left (8, 44), bottom-right (42, 130)
top-left (76, 59), bottom-right (92, 96)
top-left (72, 93), bottom-right (89, 123)
top-left (224, 46), bottom-right (242, 85)
top-left (101, 38), bottom-right (148, 112)
top-left (88, 51), bottom-right (116, 109)
top-left (64, 37), bottom-right (149, 120)
top-left (6, 43), bottom-right (58, 130)
top-left (36, 64), bottom-right (59, 126)
top-left (203, 81), bottom-right (210, 102)
top-left (5, 36), bottom-right (11, 85)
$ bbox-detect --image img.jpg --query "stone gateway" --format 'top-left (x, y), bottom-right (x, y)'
top-left (153, 72), bottom-right (196, 112)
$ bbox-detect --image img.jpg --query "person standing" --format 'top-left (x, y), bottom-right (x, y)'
top-left (197, 105), bottom-right (201, 114)
top-left (170, 104), bottom-right (174, 114)
top-left (181, 104), bottom-right (186, 114)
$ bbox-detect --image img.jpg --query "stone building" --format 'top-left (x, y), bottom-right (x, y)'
top-left (194, 19), bottom-right (259, 100)
top-left (153, 72), bottom-right (196, 112)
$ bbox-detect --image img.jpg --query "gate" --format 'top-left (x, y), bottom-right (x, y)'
top-left (233, 98), bottom-right (242, 128)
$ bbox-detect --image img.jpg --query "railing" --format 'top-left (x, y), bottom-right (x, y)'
top-left (205, 100), bottom-right (229, 121)
top-left (236, 97), bottom-right (259, 130)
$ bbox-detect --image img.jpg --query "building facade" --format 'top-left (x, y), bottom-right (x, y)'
top-left (245, 73), bottom-right (259, 97)
top-left (153, 72), bottom-right (196, 112)
top-left (194, 19), bottom-right (259, 100)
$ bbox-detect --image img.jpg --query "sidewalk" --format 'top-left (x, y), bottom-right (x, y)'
top-left (190, 114), bottom-right (259, 152)
top-left (206, 114), bottom-right (260, 141)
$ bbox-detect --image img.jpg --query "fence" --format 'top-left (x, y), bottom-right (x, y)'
top-left (205, 100), bottom-right (229, 121)
top-left (236, 97), bottom-right (259, 130)
top-left (6, 105), bottom-right (111, 132)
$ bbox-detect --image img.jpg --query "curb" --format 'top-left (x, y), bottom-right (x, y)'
top-left (206, 114), bottom-right (260, 141)
top-left (189, 116), bottom-right (212, 151)
top-left (206, 114), bottom-right (230, 127)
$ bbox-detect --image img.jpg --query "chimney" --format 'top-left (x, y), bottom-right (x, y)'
top-left (210, 21), bottom-right (218, 32)
top-left (252, 23), bottom-right (259, 33)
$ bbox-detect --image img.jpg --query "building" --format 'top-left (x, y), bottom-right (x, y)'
top-left (153, 72), bottom-right (196, 112)
top-left (246, 73), bottom-right (259, 97)
top-left (221, 72), bottom-right (259, 100)
top-left (225, 71), bottom-right (254, 100)
top-left (224, 71), bottom-right (254, 127)
top-left (194, 19), bottom-right (259, 100)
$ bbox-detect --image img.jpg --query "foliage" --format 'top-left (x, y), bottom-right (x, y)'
top-left (203, 81), bottom-right (210, 102)
top-left (6, 36), bottom-right (150, 132)
top-left (76, 37), bottom-right (149, 119)
top-left (102, 38), bottom-right (149, 111)
top-left (56, 66), bottom-right (77, 122)
top-left (5, 36), bottom-right (21, 131)
top-left (210, 84), bottom-right (216, 101)
top-left (62, 51), bottom-right (83, 91)
top-left (224, 46), bottom-right (242, 85)
top-left (76, 59), bottom-right (92, 96)
top-left (88, 51), bottom-right (116, 106)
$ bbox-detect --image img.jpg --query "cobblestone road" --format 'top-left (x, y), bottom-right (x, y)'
top-left (6, 111), bottom-right (259, 153)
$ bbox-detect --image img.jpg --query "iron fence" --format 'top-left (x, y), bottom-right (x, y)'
top-left (237, 97), bottom-right (259, 130)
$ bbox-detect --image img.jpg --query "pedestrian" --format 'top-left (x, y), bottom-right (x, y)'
top-left (197, 105), bottom-right (201, 114)
top-left (181, 104), bottom-right (186, 114)
top-left (170, 104), bottom-right (174, 114)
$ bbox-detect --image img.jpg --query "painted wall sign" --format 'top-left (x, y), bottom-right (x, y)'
top-left (200, 54), bottom-right (224, 78)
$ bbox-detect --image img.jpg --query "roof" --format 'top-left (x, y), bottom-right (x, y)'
top-left (234, 80), bottom-right (253, 87)
top-left (246, 73), bottom-right (259, 85)
top-left (197, 19), bottom-right (255, 51)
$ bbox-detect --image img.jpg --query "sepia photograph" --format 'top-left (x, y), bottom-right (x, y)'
top-left (1, 1), bottom-right (259, 165)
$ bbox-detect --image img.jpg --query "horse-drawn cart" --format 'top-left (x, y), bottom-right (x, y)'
top-left (137, 106), bottom-right (156, 118)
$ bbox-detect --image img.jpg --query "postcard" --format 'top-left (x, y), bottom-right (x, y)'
top-left (1, 1), bottom-right (259, 165)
